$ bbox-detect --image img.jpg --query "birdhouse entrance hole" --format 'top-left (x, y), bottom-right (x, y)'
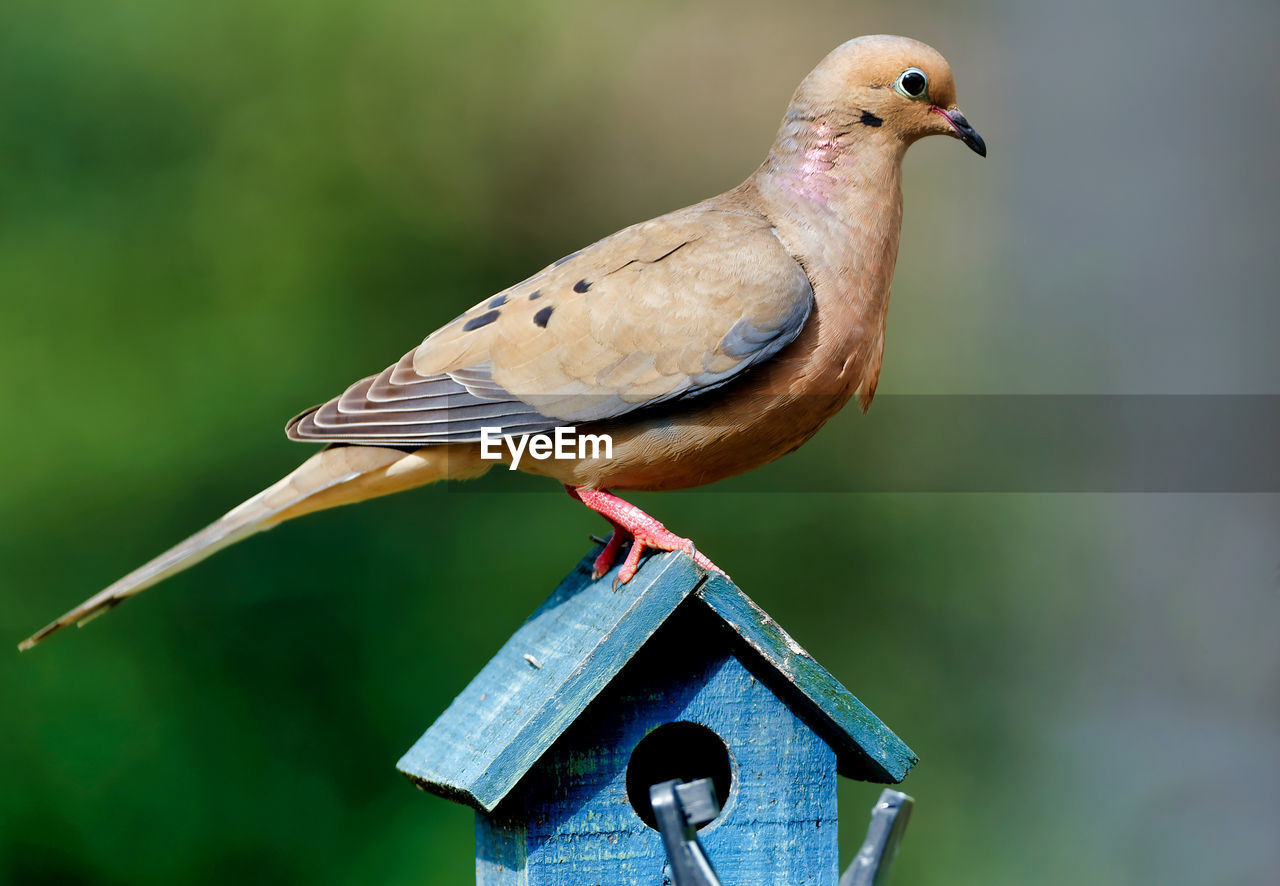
top-left (625, 721), bottom-right (732, 832)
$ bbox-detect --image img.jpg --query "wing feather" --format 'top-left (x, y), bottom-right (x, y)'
top-left (286, 201), bottom-right (812, 445)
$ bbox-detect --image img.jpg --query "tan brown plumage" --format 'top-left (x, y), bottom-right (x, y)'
top-left (20, 35), bottom-right (985, 650)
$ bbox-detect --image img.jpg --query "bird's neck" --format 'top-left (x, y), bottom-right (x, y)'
top-left (738, 113), bottom-right (908, 401)
top-left (747, 112), bottom-right (906, 325)
top-left (750, 111), bottom-right (907, 251)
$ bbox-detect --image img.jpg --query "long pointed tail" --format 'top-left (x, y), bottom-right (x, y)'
top-left (19, 444), bottom-right (488, 650)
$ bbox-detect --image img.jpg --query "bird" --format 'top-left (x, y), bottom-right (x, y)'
top-left (19, 34), bottom-right (985, 650)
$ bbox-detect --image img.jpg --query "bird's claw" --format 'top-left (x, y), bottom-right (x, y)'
top-left (592, 529), bottom-right (628, 580)
top-left (605, 528), bottom-right (724, 589)
top-left (572, 486), bottom-right (728, 587)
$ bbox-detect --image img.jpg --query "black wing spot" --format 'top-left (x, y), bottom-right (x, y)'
top-left (533, 306), bottom-right (554, 328)
top-left (573, 279), bottom-right (592, 293)
top-left (859, 110), bottom-right (883, 127)
top-left (528, 289), bottom-right (542, 300)
top-left (488, 294), bottom-right (507, 309)
top-left (463, 310), bottom-right (501, 332)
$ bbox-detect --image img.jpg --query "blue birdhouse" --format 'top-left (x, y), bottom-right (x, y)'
top-left (397, 550), bottom-right (916, 884)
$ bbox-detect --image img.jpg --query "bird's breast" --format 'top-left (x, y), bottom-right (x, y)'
top-left (527, 248), bottom-right (895, 492)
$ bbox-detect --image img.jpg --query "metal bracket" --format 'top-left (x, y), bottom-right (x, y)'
top-left (652, 780), bottom-right (914, 886)
top-left (839, 789), bottom-right (915, 886)
top-left (650, 778), bottom-right (724, 886)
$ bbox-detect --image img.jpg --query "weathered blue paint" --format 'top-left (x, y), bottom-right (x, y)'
top-left (397, 548), bottom-right (917, 884)
top-left (397, 551), bottom-right (705, 811)
top-left (476, 605), bottom-right (839, 884)
top-left (694, 575), bottom-right (918, 783)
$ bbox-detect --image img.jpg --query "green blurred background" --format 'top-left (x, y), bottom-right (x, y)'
top-left (3, 0), bottom-right (1277, 883)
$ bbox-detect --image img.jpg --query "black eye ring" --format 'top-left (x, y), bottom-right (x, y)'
top-left (894, 67), bottom-right (929, 100)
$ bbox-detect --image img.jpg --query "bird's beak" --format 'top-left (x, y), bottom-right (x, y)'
top-left (932, 106), bottom-right (986, 157)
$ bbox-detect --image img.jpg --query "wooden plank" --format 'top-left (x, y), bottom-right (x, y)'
top-left (397, 550), bottom-right (704, 812)
top-left (475, 809), bottom-right (528, 885)
top-left (694, 574), bottom-right (918, 783)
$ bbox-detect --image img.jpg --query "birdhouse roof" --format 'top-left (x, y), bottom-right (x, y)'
top-left (397, 550), bottom-right (917, 813)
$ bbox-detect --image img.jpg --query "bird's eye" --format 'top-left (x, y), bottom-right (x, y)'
top-left (894, 67), bottom-right (929, 100)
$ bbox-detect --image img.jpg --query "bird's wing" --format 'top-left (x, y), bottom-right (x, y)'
top-left (287, 204), bottom-right (813, 445)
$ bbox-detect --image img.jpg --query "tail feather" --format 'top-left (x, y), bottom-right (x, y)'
top-left (19, 443), bottom-right (488, 651)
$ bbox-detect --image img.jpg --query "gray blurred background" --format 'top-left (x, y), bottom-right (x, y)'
top-left (2, 0), bottom-right (1276, 883)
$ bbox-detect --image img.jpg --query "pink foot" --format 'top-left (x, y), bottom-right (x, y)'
top-left (567, 486), bottom-right (727, 587)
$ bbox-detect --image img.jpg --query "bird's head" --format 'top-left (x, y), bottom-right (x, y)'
top-left (789, 35), bottom-right (986, 157)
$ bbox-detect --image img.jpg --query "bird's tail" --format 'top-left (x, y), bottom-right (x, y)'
top-left (18, 443), bottom-right (489, 651)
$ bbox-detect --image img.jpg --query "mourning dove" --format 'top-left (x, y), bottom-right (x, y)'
top-left (20, 35), bottom-right (985, 650)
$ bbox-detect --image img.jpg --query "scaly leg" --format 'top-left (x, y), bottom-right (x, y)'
top-left (566, 486), bottom-right (726, 586)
